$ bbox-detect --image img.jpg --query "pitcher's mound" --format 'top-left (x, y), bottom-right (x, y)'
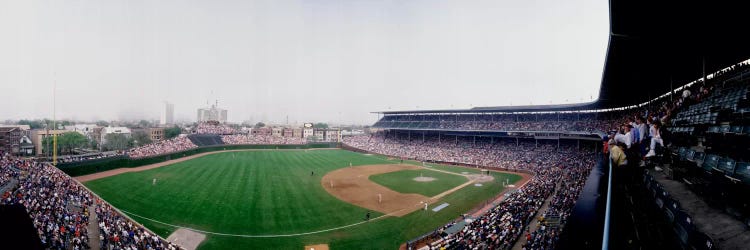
top-left (413, 176), bottom-right (436, 182)
top-left (468, 174), bottom-right (495, 183)
top-left (167, 228), bottom-right (205, 250)
top-left (305, 244), bottom-right (329, 250)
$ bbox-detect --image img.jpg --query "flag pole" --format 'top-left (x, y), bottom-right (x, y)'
top-left (53, 73), bottom-right (57, 166)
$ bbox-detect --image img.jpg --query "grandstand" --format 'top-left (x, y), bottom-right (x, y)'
top-left (186, 134), bottom-right (224, 147)
top-left (345, 2), bottom-right (750, 249)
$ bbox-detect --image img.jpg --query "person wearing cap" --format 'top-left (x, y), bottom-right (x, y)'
top-left (609, 139), bottom-right (627, 166)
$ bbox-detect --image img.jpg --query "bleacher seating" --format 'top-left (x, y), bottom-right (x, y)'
top-left (641, 66), bottom-right (750, 249)
top-left (641, 170), bottom-right (717, 250)
top-left (187, 134), bottom-right (225, 147)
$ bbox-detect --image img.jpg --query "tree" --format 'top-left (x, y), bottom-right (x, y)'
top-left (164, 126), bottom-right (182, 139)
top-left (314, 123), bottom-right (329, 129)
top-left (103, 133), bottom-right (133, 151)
top-left (254, 122), bottom-right (266, 128)
top-left (96, 120), bottom-right (109, 127)
top-left (41, 132), bottom-right (90, 154)
top-left (88, 139), bottom-right (98, 150)
top-left (138, 120), bottom-right (152, 128)
top-left (131, 131), bottom-right (152, 146)
top-left (17, 119), bottom-right (43, 129)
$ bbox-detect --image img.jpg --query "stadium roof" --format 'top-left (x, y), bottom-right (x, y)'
top-left (378, 1), bottom-right (750, 115)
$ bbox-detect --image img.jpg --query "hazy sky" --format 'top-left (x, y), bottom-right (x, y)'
top-left (1, 0), bottom-right (608, 125)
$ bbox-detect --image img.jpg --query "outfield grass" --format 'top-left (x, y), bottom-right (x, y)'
top-left (85, 150), bottom-right (521, 250)
top-left (369, 169), bottom-right (468, 197)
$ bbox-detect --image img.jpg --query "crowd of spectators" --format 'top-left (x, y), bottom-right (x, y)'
top-left (345, 135), bottom-right (590, 171)
top-left (373, 114), bottom-right (618, 133)
top-left (193, 122), bottom-right (237, 135)
top-left (0, 151), bottom-right (179, 250)
top-left (126, 135), bottom-right (197, 159)
top-left (221, 134), bottom-right (306, 145)
top-left (95, 202), bottom-right (178, 250)
top-left (0, 153), bottom-right (21, 188)
top-left (57, 151), bottom-right (123, 164)
top-left (1, 151), bottom-right (93, 249)
top-left (344, 135), bottom-right (595, 250)
top-left (521, 157), bottom-right (590, 250)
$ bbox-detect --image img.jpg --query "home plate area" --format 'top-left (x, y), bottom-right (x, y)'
top-left (167, 228), bottom-right (205, 250)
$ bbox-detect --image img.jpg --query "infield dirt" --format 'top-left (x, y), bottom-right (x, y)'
top-left (321, 164), bottom-right (476, 217)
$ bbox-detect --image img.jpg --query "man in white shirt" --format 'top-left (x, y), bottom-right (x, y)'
top-left (646, 122), bottom-right (664, 157)
top-left (634, 117), bottom-right (647, 144)
top-left (614, 124), bottom-right (633, 149)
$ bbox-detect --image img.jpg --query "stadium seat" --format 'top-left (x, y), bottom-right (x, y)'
top-left (730, 125), bottom-right (743, 134)
top-left (731, 162), bottom-right (750, 184)
top-left (702, 155), bottom-right (720, 173)
top-left (655, 185), bottom-right (669, 210)
top-left (664, 198), bottom-right (681, 225)
top-left (686, 150), bottom-right (697, 162)
top-left (673, 210), bottom-right (694, 246)
top-left (689, 231), bottom-right (716, 250)
top-left (716, 157), bottom-right (736, 175)
top-left (678, 147), bottom-right (688, 160)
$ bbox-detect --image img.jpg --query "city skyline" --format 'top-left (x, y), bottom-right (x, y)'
top-left (1, 0), bottom-right (608, 124)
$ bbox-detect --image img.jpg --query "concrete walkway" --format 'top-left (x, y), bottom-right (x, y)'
top-left (0, 179), bottom-right (18, 194)
top-left (511, 181), bottom-right (560, 250)
top-left (86, 205), bottom-right (101, 250)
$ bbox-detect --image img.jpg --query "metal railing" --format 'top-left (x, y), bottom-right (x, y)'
top-left (602, 157), bottom-right (613, 249)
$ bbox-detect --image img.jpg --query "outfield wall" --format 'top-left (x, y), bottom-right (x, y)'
top-left (57, 143), bottom-right (339, 177)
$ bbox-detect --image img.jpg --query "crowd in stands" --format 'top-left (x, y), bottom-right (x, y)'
top-left (221, 134), bottom-right (306, 145)
top-left (352, 61), bottom-right (750, 250)
top-left (126, 135), bottom-right (197, 159)
top-left (344, 135), bottom-right (596, 250)
top-left (373, 114), bottom-right (618, 133)
top-left (345, 135), bottom-right (588, 171)
top-left (57, 151), bottom-right (123, 164)
top-left (193, 122), bottom-right (237, 135)
top-left (2, 151), bottom-right (93, 249)
top-left (95, 202), bottom-right (178, 250)
top-left (0, 151), bottom-right (179, 250)
top-left (0, 154), bottom-right (21, 188)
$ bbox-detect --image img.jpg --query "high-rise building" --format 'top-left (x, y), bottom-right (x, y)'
top-left (161, 102), bottom-right (174, 125)
top-left (197, 103), bottom-right (228, 123)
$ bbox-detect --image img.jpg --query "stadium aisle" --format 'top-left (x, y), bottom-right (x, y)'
top-left (511, 181), bottom-right (561, 250)
top-left (87, 205), bottom-right (101, 250)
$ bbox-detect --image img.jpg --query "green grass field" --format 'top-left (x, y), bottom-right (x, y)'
top-left (369, 169), bottom-right (468, 197)
top-left (84, 149), bottom-right (521, 249)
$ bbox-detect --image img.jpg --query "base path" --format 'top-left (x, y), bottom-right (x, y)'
top-left (322, 164), bottom-right (477, 217)
top-left (75, 148), bottom-right (337, 182)
top-left (322, 164), bottom-right (430, 217)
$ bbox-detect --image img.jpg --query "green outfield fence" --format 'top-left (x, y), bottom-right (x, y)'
top-left (57, 143), bottom-right (339, 177)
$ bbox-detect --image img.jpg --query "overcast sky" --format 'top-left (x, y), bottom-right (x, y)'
top-left (0, 0), bottom-right (608, 125)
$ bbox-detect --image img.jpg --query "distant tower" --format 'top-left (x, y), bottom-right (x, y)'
top-left (197, 98), bottom-right (227, 123)
top-left (161, 102), bottom-right (174, 125)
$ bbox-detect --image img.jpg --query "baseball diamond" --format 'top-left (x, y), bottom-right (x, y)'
top-left (82, 149), bottom-right (525, 249)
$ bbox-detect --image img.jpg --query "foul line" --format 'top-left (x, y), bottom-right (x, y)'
top-left (118, 208), bottom-right (389, 238)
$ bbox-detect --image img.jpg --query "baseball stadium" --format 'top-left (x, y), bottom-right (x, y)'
top-left (2, 1), bottom-right (750, 250)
